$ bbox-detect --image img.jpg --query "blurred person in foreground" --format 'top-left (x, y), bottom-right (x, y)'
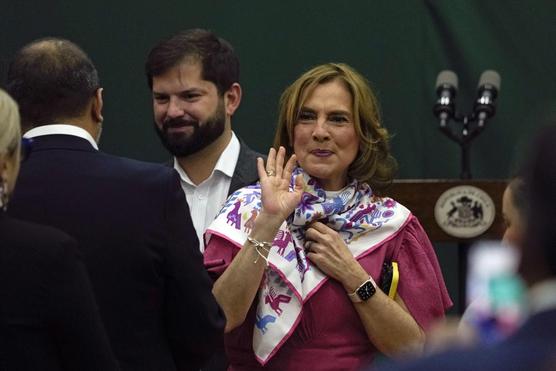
top-left (424, 177), bottom-right (529, 353)
top-left (203, 63), bottom-right (452, 370)
top-left (378, 124), bottom-right (556, 371)
top-left (500, 177), bottom-right (528, 248)
top-left (459, 178), bottom-right (528, 335)
top-left (6, 37), bottom-right (225, 371)
top-left (0, 88), bottom-right (119, 370)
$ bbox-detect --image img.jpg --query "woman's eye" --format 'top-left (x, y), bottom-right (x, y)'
top-left (298, 112), bottom-right (316, 121)
top-left (329, 115), bottom-right (348, 123)
top-left (154, 96), bottom-right (169, 103)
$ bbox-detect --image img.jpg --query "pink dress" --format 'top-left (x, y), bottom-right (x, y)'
top-left (204, 215), bottom-right (452, 370)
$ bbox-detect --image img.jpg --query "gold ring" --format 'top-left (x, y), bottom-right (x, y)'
top-left (266, 170), bottom-right (276, 176)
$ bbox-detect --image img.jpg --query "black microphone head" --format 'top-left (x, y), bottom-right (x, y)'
top-left (434, 70), bottom-right (458, 122)
top-left (475, 70), bottom-right (501, 121)
top-left (436, 70), bottom-right (458, 92)
top-left (477, 70), bottom-right (501, 93)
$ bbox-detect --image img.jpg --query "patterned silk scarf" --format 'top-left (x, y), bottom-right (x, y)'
top-left (206, 168), bottom-right (410, 364)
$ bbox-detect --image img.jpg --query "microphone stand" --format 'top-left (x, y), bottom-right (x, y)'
top-left (439, 112), bottom-right (486, 180)
top-left (439, 112), bottom-right (488, 315)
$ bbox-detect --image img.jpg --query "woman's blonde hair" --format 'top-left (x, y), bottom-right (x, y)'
top-left (273, 63), bottom-right (397, 193)
top-left (0, 89), bottom-right (21, 158)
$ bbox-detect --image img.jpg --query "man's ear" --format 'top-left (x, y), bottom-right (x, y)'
top-left (224, 83), bottom-right (242, 116)
top-left (92, 88), bottom-right (104, 123)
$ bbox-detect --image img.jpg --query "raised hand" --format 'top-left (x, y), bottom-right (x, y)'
top-left (257, 147), bottom-right (303, 221)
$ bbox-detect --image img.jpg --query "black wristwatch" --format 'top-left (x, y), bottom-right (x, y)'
top-left (348, 277), bottom-right (377, 303)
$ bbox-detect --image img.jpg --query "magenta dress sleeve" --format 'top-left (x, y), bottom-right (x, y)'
top-left (203, 235), bottom-right (240, 281)
top-left (393, 216), bottom-right (453, 331)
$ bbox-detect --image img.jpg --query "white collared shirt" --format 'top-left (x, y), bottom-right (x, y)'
top-left (24, 124), bottom-right (99, 150)
top-left (174, 132), bottom-right (240, 252)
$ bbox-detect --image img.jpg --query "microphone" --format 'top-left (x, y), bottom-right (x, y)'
top-left (434, 70), bottom-right (458, 127)
top-left (474, 70), bottom-right (501, 127)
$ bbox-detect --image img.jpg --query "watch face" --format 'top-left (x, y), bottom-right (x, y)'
top-left (357, 281), bottom-right (376, 301)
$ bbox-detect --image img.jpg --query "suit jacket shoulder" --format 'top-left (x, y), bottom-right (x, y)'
top-left (229, 138), bottom-right (264, 195)
top-left (161, 136), bottom-right (264, 196)
top-left (0, 214), bottom-right (118, 371)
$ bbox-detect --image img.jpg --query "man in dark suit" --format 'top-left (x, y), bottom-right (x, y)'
top-left (145, 29), bottom-right (262, 254)
top-left (146, 30), bottom-right (261, 371)
top-left (6, 37), bottom-right (225, 371)
top-left (377, 125), bottom-right (556, 371)
top-left (1, 88), bottom-right (119, 371)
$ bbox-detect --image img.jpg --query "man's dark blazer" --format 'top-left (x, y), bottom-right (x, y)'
top-left (228, 138), bottom-right (264, 196)
top-left (0, 212), bottom-right (119, 371)
top-left (378, 308), bottom-right (556, 371)
top-left (9, 134), bottom-right (225, 371)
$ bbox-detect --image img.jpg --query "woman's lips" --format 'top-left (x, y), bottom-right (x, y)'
top-left (310, 149), bottom-right (333, 157)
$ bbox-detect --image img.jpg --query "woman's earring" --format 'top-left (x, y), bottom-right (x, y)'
top-left (0, 177), bottom-right (8, 211)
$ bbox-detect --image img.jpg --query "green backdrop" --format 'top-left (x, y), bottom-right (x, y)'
top-left (3, 0), bottom-right (556, 312)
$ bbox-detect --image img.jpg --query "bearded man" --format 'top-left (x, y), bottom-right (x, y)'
top-left (146, 28), bottom-right (262, 253)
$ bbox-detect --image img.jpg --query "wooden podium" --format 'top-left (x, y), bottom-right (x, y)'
top-left (385, 179), bottom-right (507, 313)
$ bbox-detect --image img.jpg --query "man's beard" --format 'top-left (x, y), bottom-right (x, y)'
top-left (154, 99), bottom-right (226, 157)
